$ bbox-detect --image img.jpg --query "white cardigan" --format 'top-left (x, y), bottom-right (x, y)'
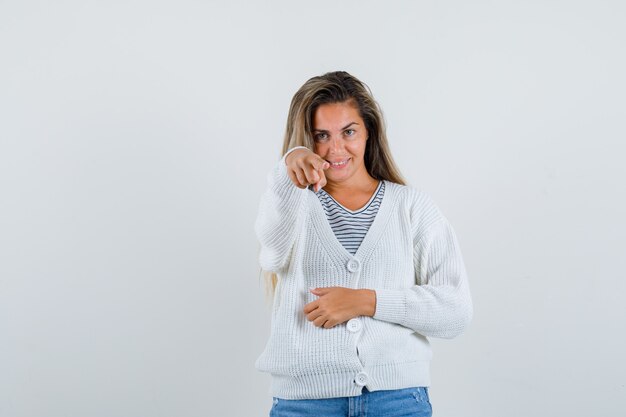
top-left (254, 150), bottom-right (473, 400)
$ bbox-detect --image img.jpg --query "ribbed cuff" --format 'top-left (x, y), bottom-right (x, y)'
top-left (372, 289), bottom-right (407, 325)
top-left (272, 156), bottom-right (306, 197)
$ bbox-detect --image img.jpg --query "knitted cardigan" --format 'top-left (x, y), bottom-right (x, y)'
top-left (254, 151), bottom-right (473, 400)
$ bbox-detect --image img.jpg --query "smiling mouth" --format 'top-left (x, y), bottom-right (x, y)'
top-left (327, 158), bottom-right (350, 167)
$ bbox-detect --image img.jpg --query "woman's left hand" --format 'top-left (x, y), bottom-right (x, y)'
top-left (304, 287), bottom-right (376, 329)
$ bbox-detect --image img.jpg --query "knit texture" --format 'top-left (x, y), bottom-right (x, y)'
top-left (254, 152), bottom-right (473, 399)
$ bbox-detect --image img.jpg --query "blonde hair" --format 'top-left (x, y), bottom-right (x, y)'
top-left (261, 71), bottom-right (407, 297)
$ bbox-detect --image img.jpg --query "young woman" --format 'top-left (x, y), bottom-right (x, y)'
top-left (254, 71), bottom-right (473, 417)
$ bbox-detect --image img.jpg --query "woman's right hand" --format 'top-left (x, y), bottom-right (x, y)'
top-left (285, 148), bottom-right (330, 192)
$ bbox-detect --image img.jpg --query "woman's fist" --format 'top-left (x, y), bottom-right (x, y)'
top-left (285, 148), bottom-right (330, 192)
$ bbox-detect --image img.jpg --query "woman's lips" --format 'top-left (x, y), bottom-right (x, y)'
top-left (327, 158), bottom-right (350, 169)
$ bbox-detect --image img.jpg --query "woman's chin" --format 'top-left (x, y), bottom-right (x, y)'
top-left (325, 173), bottom-right (351, 185)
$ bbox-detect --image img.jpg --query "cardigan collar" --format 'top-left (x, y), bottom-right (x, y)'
top-left (308, 180), bottom-right (399, 265)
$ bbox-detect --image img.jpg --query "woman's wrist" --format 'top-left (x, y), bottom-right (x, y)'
top-left (359, 289), bottom-right (377, 317)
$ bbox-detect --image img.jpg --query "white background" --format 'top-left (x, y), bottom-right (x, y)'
top-left (1, 1), bottom-right (625, 416)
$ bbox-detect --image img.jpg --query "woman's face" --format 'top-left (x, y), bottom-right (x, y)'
top-left (312, 101), bottom-right (369, 186)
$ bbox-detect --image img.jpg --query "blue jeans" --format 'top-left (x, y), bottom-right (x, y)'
top-left (269, 386), bottom-right (432, 417)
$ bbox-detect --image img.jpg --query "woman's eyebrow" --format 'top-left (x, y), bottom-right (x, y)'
top-left (313, 122), bottom-right (359, 132)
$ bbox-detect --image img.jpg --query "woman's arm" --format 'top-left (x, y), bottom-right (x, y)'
top-left (255, 147), bottom-right (330, 272)
top-left (254, 148), bottom-right (311, 273)
top-left (372, 216), bottom-right (473, 339)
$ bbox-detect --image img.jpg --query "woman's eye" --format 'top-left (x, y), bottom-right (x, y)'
top-left (314, 133), bottom-right (328, 141)
top-left (344, 129), bottom-right (355, 136)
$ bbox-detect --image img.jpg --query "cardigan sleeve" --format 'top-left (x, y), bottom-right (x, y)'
top-left (254, 148), bottom-right (310, 273)
top-left (372, 209), bottom-right (473, 339)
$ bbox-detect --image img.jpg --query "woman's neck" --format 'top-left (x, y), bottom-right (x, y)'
top-left (323, 174), bottom-right (379, 196)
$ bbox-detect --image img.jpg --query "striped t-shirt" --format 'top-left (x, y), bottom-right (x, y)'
top-left (314, 181), bottom-right (385, 255)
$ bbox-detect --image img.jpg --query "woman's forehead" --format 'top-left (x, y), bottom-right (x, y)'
top-left (313, 102), bottom-right (362, 130)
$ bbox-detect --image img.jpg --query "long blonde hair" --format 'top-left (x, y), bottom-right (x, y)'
top-left (261, 71), bottom-right (407, 297)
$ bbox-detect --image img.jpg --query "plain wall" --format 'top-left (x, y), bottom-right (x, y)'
top-left (1, 1), bottom-right (625, 416)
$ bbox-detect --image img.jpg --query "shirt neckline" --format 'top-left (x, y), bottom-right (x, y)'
top-left (317, 181), bottom-right (383, 215)
top-left (309, 180), bottom-right (397, 262)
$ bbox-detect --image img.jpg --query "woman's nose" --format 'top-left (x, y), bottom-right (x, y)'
top-left (330, 136), bottom-right (343, 152)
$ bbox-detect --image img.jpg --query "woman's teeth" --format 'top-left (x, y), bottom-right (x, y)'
top-left (330, 159), bottom-right (348, 167)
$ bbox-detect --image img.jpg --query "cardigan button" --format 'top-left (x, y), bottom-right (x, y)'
top-left (347, 259), bottom-right (360, 272)
top-left (354, 371), bottom-right (369, 386)
top-left (347, 318), bottom-right (362, 332)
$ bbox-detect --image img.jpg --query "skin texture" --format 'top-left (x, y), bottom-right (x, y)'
top-left (304, 288), bottom-right (376, 329)
top-left (285, 101), bottom-right (378, 329)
